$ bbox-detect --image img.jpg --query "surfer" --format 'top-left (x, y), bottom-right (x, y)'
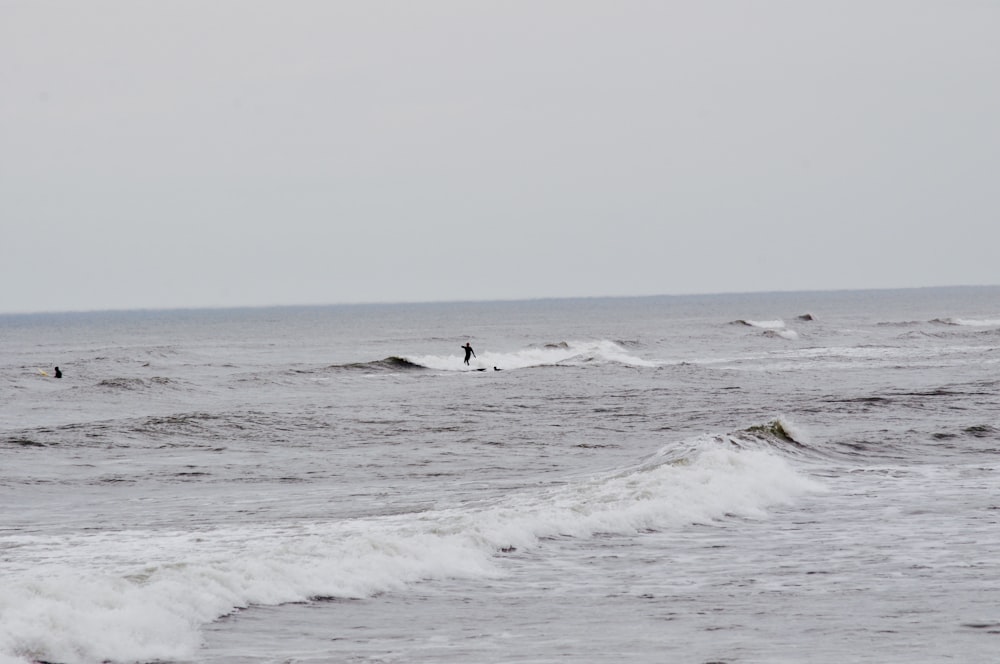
top-left (462, 343), bottom-right (476, 365)
top-left (54, 366), bottom-right (62, 379)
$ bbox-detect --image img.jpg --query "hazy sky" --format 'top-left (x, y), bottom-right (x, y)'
top-left (2, 1), bottom-right (998, 313)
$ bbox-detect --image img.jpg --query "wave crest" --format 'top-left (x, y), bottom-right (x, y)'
top-left (333, 356), bottom-right (427, 372)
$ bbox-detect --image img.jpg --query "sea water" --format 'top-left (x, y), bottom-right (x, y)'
top-left (1, 287), bottom-right (998, 663)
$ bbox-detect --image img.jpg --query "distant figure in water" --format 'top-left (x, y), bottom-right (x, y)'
top-left (54, 366), bottom-right (62, 379)
top-left (494, 366), bottom-right (501, 371)
top-left (462, 343), bottom-right (476, 365)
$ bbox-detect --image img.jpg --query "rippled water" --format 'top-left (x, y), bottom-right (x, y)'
top-left (2, 287), bottom-right (999, 663)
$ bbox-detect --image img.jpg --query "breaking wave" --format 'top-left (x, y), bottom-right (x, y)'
top-left (763, 329), bottom-right (800, 340)
top-left (733, 319), bottom-right (799, 340)
top-left (403, 340), bottom-right (658, 371)
top-left (0, 425), bottom-right (821, 664)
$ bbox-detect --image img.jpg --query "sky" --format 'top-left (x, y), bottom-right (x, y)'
top-left (2, 1), bottom-right (998, 314)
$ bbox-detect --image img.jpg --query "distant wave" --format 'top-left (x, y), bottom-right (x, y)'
top-left (931, 317), bottom-right (1000, 327)
top-left (763, 329), bottom-right (800, 341)
top-left (964, 424), bottom-right (999, 438)
top-left (896, 330), bottom-right (946, 340)
top-left (732, 319), bottom-right (786, 329)
top-left (732, 319), bottom-right (799, 340)
top-left (133, 412), bottom-right (221, 433)
top-left (96, 377), bottom-right (176, 390)
top-left (876, 320), bottom-right (922, 327)
top-left (3, 412), bottom-right (279, 452)
top-left (3, 436), bottom-right (47, 448)
top-left (333, 356), bottom-right (427, 372)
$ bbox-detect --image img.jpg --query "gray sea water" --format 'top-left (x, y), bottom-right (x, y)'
top-left (2, 287), bottom-right (999, 663)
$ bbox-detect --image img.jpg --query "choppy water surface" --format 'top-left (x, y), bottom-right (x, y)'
top-left (2, 288), bottom-right (999, 663)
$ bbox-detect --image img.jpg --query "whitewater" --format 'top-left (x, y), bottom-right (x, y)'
top-left (2, 287), bottom-right (998, 663)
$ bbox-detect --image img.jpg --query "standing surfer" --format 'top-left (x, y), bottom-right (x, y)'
top-left (462, 343), bottom-right (476, 365)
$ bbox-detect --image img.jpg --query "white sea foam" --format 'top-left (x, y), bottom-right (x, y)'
top-left (743, 319), bottom-right (786, 329)
top-left (767, 329), bottom-right (799, 340)
top-left (937, 317), bottom-right (1000, 327)
top-left (0, 440), bottom-right (819, 664)
top-left (739, 319), bottom-right (799, 340)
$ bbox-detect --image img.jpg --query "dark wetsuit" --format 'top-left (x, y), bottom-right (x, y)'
top-left (54, 367), bottom-right (62, 379)
top-left (462, 344), bottom-right (476, 365)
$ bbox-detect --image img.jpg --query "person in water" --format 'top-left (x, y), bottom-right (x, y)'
top-left (462, 343), bottom-right (476, 365)
top-left (54, 366), bottom-right (62, 378)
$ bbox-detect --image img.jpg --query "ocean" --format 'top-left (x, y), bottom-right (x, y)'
top-left (1, 287), bottom-right (998, 664)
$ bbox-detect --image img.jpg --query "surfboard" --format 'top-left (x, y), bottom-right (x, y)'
top-left (38, 369), bottom-right (48, 377)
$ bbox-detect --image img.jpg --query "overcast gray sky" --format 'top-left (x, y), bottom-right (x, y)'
top-left (2, 1), bottom-right (998, 313)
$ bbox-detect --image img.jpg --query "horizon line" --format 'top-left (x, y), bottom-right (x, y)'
top-left (2, 283), bottom-right (998, 317)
